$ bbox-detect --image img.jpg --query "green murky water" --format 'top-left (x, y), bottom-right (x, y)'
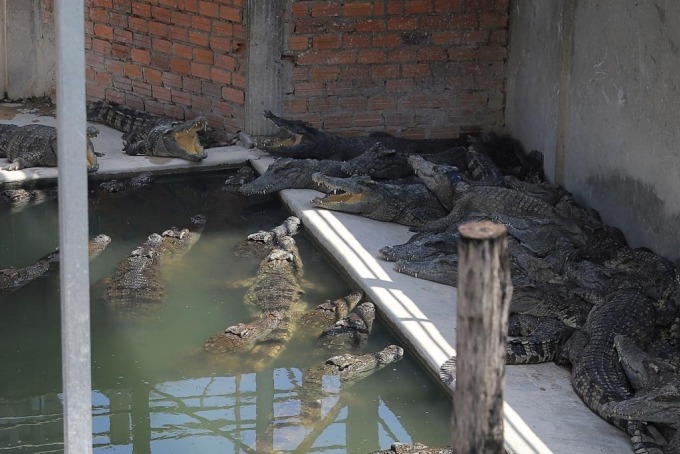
top-left (0, 170), bottom-right (451, 453)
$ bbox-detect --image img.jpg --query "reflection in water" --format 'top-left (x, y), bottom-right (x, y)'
top-left (0, 170), bottom-right (451, 453)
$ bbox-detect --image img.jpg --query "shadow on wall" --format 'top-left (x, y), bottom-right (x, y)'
top-left (585, 172), bottom-right (680, 261)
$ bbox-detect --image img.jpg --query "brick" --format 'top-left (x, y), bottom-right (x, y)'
top-left (151, 6), bottom-right (171, 24)
top-left (131, 1), bottom-right (150, 16)
top-left (294, 82), bottom-right (324, 97)
top-left (311, 2), bottom-right (340, 17)
top-left (291, 3), bottom-right (309, 18)
top-left (191, 62), bottom-right (211, 79)
top-left (164, 104), bottom-right (185, 119)
top-left (416, 47), bottom-right (448, 61)
top-left (373, 33), bottom-right (401, 48)
top-left (114, 29), bottom-right (132, 45)
top-left (309, 66), bottom-right (340, 81)
top-left (192, 15), bottom-right (212, 32)
top-left (323, 113), bottom-right (354, 130)
top-left (152, 85), bottom-right (172, 102)
top-left (326, 18), bottom-right (357, 33)
top-left (343, 34), bottom-right (371, 48)
top-left (232, 73), bottom-right (246, 89)
top-left (356, 19), bottom-right (385, 32)
top-left (193, 48), bottom-right (214, 64)
top-left (153, 38), bottom-right (172, 54)
top-left (353, 111), bottom-right (384, 127)
top-left (214, 54), bottom-right (236, 71)
top-left (93, 24), bottom-right (113, 40)
top-left (402, 63), bottom-right (431, 78)
top-left (133, 33), bottom-right (151, 49)
top-left (341, 65), bottom-right (370, 79)
top-left (111, 43), bottom-right (129, 58)
top-left (210, 67), bottom-right (232, 84)
top-left (172, 11), bottom-right (192, 27)
top-left (110, 12), bottom-right (128, 28)
top-left (388, 17), bottom-right (418, 30)
top-left (285, 98), bottom-right (308, 114)
top-left (89, 8), bottom-right (108, 23)
top-left (148, 21), bottom-right (169, 37)
top-left (170, 57), bottom-right (191, 75)
top-left (307, 97), bottom-right (338, 112)
top-left (144, 68), bottom-right (163, 85)
top-left (201, 80), bottom-right (222, 98)
top-left (388, 48), bottom-right (417, 61)
top-left (172, 90), bottom-right (191, 106)
top-left (162, 72), bottom-right (183, 88)
top-left (183, 76), bottom-right (202, 92)
top-left (358, 50), bottom-right (387, 64)
top-left (124, 62), bottom-right (143, 79)
top-left (107, 59), bottom-right (125, 75)
top-left (367, 95), bottom-right (397, 110)
top-left (296, 50), bottom-right (326, 65)
top-left (405, 0), bottom-right (433, 14)
top-left (434, 0), bottom-right (463, 12)
top-left (386, 79), bottom-right (415, 91)
top-left (151, 54), bottom-right (171, 71)
top-left (313, 34), bottom-right (342, 50)
top-left (222, 86), bottom-right (244, 103)
top-left (220, 6), bottom-right (241, 22)
top-left (338, 96), bottom-right (368, 111)
top-left (479, 13), bottom-right (507, 28)
top-left (112, 0), bottom-right (131, 13)
top-left (127, 17), bottom-right (147, 33)
top-left (490, 29), bottom-right (508, 45)
top-left (179, 0), bottom-right (199, 12)
top-left (130, 48), bottom-right (150, 64)
top-left (213, 20), bottom-right (233, 36)
top-left (325, 80), bottom-right (354, 95)
top-left (325, 50), bottom-right (356, 64)
top-left (288, 36), bottom-right (309, 51)
top-left (370, 64), bottom-right (400, 78)
top-left (173, 43), bottom-right (193, 59)
top-left (343, 2), bottom-right (372, 16)
top-left (293, 18), bottom-right (325, 34)
top-left (209, 36), bottom-right (232, 52)
top-left (401, 93), bottom-right (432, 108)
top-left (199, 1), bottom-right (220, 17)
top-left (93, 0), bottom-right (112, 8)
top-left (189, 30), bottom-right (210, 47)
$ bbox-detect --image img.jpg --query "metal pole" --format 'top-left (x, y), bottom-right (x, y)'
top-left (55, 0), bottom-right (92, 453)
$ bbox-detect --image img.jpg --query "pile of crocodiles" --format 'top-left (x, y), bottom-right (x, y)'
top-left (0, 100), bottom-right (235, 172)
top-left (235, 111), bottom-right (680, 453)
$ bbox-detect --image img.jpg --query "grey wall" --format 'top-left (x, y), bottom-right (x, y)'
top-left (506, 0), bottom-right (680, 261)
top-left (1, 0), bottom-right (56, 100)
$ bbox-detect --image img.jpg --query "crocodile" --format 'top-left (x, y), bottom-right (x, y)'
top-left (286, 345), bottom-right (403, 429)
top-left (297, 291), bottom-right (364, 335)
top-left (221, 166), bottom-right (256, 192)
top-left (239, 158), bottom-right (346, 196)
top-left (0, 187), bottom-right (58, 209)
top-left (601, 335), bottom-right (680, 452)
top-left (566, 288), bottom-right (676, 453)
top-left (506, 313), bottom-right (575, 364)
top-left (233, 216), bottom-right (301, 258)
top-left (1, 234), bottom-right (111, 295)
top-left (98, 172), bottom-right (154, 194)
top-left (0, 124), bottom-right (99, 171)
top-left (204, 311), bottom-right (284, 353)
top-left (319, 301), bottom-right (376, 350)
top-left (87, 100), bottom-right (208, 161)
top-left (103, 215), bottom-right (206, 315)
top-left (207, 234), bottom-right (307, 369)
top-left (310, 173), bottom-right (448, 227)
top-left (340, 143), bottom-right (469, 181)
top-left (260, 110), bottom-right (467, 160)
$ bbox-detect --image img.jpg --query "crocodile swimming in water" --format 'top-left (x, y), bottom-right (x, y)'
top-left (1, 234), bottom-right (111, 295)
top-left (258, 345), bottom-right (404, 452)
top-left (87, 100), bottom-right (208, 161)
top-left (260, 110), bottom-right (467, 161)
top-left (206, 234), bottom-right (307, 369)
top-left (310, 173), bottom-right (448, 227)
top-left (103, 215), bottom-right (206, 316)
top-left (0, 124), bottom-right (99, 171)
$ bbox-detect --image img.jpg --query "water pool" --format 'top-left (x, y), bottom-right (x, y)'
top-left (0, 169), bottom-right (451, 453)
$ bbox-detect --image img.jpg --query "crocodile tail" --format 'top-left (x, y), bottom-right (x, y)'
top-left (87, 100), bottom-right (158, 134)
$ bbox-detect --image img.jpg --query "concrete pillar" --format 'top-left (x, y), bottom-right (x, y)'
top-left (244, 0), bottom-right (286, 137)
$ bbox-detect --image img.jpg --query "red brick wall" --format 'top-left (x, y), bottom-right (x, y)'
top-left (84, 0), bottom-right (508, 138)
top-left (84, 0), bottom-right (247, 134)
top-left (283, 0), bottom-right (509, 138)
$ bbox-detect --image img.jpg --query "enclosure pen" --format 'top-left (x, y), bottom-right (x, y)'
top-left (55, 0), bottom-right (93, 453)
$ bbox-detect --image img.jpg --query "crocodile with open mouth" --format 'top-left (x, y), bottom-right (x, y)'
top-left (0, 123), bottom-right (99, 171)
top-left (260, 110), bottom-right (467, 161)
top-left (87, 100), bottom-right (208, 161)
top-left (310, 173), bottom-right (448, 227)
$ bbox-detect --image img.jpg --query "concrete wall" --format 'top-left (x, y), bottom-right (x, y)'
top-left (0, 0), bottom-right (56, 100)
top-left (506, 0), bottom-right (680, 261)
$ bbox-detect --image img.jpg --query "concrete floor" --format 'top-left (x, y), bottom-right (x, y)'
top-left (0, 107), bottom-right (634, 453)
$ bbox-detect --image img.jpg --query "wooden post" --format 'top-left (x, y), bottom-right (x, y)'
top-left (451, 221), bottom-right (512, 454)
